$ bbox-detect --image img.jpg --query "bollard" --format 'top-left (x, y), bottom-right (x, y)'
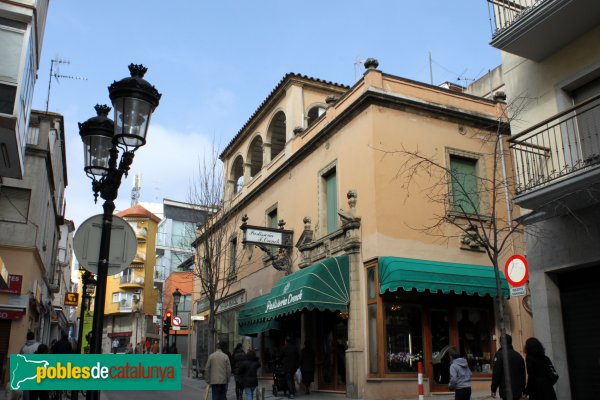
top-left (418, 361), bottom-right (424, 400)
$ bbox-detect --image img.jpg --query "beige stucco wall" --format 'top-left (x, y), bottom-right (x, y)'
top-left (501, 26), bottom-right (600, 134)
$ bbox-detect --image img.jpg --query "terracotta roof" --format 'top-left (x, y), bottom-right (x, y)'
top-left (116, 204), bottom-right (161, 223)
top-left (219, 73), bottom-right (349, 159)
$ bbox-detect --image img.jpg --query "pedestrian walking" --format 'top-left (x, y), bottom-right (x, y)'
top-left (30, 344), bottom-right (50, 400)
top-left (112, 338), bottom-right (119, 354)
top-left (448, 346), bottom-right (472, 400)
top-left (232, 343), bottom-right (246, 400)
top-left (20, 331), bottom-right (40, 354)
top-left (205, 342), bottom-right (232, 400)
top-left (237, 349), bottom-right (260, 400)
top-left (280, 336), bottom-right (299, 399)
top-left (491, 334), bottom-right (526, 400)
top-left (125, 343), bottom-right (133, 354)
top-left (300, 341), bottom-right (315, 395)
top-left (151, 340), bottom-right (159, 354)
top-left (523, 337), bottom-right (558, 400)
top-left (51, 334), bottom-right (72, 354)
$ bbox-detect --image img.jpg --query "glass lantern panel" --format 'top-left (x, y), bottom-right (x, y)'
top-left (114, 97), bottom-right (151, 148)
top-left (83, 134), bottom-right (112, 177)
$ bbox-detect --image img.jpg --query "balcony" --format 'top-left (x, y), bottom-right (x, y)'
top-left (120, 274), bottom-right (144, 288)
top-left (131, 252), bottom-right (146, 265)
top-left (488, 0), bottom-right (600, 61)
top-left (509, 93), bottom-right (600, 212)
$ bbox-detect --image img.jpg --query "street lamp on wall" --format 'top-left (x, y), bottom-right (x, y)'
top-left (79, 64), bottom-right (160, 400)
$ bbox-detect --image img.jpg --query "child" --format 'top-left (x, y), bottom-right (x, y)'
top-left (448, 346), bottom-right (472, 400)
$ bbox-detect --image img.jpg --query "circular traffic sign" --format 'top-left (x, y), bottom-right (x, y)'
top-left (505, 254), bottom-right (529, 287)
top-left (73, 214), bottom-right (137, 275)
top-left (172, 316), bottom-right (182, 326)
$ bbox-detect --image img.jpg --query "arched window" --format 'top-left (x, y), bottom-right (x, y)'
top-left (231, 155), bottom-right (244, 194)
top-left (248, 136), bottom-right (263, 179)
top-left (268, 111), bottom-right (286, 160)
top-left (307, 106), bottom-right (326, 127)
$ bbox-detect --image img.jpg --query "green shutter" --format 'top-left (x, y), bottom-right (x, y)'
top-left (451, 157), bottom-right (479, 214)
top-left (325, 170), bottom-right (338, 233)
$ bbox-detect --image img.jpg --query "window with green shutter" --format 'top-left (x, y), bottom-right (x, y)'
top-left (450, 156), bottom-right (479, 214)
top-left (325, 169), bottom-right (338, 233)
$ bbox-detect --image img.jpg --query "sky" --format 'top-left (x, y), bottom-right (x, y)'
top-left (31, 1), bottom-right (501, 229)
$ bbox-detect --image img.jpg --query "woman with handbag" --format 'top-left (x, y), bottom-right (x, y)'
top-left (523, 337), bottom-right (558, 400)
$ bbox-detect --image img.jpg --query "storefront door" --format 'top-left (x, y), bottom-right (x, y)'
top-left (428, 309), bottom-right (451, 391)
top-left (316, 311), bottom-right (347, 392)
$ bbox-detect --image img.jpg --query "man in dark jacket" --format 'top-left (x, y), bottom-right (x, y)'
top-left (51, 334), bottom-right (73, 354)
top-left (280, 337), bottom-right (299, 399)
top-left (491, 334), bottom-right (526, 400)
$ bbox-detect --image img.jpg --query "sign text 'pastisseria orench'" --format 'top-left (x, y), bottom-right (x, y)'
top-left (245, 229), bottom-right (283, 245)
top-left (265, 290), bottom-right (303, 312)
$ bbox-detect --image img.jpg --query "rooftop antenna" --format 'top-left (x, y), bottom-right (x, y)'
top-left (354, 57), bottom-right (364, 82)
top-left (131, 173), bottom-right (142, 206)
top-left (45, 57), bottom-right (87, 113)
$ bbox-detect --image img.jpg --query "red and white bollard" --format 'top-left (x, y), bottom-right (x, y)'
top-left (418, 361), bottom-right (424, 400)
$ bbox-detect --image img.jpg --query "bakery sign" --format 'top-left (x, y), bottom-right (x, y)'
top-left (241, 225), bottom-right (293, 248)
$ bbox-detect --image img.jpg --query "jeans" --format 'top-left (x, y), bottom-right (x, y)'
top-left (243, 387), bottom-right (255, 400)
top-left (455, 387), bottom-right (471, 400)
top-left (211, 384), bottom-right (227, 400)
top-left (285, 372), bottom-right (295, 396)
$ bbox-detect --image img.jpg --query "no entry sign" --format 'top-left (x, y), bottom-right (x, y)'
top-left (505, 254), bottom-right (529, 287)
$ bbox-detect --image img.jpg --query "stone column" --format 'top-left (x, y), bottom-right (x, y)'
top-left (263, 142), bottom-right (272, 165)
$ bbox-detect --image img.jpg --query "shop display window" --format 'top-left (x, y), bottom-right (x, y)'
top-left (457, 308), bottom-right (492, 373)
top-left (384, 303), bottom-right (423, 373)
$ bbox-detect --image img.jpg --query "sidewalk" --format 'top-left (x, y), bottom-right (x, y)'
top-left (184, 375), bottom-right (495, 400)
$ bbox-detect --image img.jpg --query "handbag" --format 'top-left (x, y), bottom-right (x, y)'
top-left (547, 358), bottom-right (559, 385)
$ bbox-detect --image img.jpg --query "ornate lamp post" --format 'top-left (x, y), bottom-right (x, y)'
top-left (79, 64), bottom-right (160, 400)
top-left (172, 288), bottom-right (182, 349)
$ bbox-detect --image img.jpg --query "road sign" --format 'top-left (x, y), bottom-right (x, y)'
top-left (73, 214), bottom-right (137, 275)
top-left (172, 326), bottom-right (181, 330)
top-left (505, 254), bottom-right (529, 287)
top-left (64, 292), bottom-right (79, 306)
top-left (172, 316), bottom-right (182, 326)
top-left (510, 286), bottom-right (527, 297)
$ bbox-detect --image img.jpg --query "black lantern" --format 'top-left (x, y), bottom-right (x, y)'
top-left (172, 288), bottom-right (182, 308)
top-left (78, 104), bottom-right (114, 180)
top-left (108, 64), bottom-right (161, 151)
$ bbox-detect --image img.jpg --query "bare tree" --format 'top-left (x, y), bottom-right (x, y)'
top-left (188, 141), bottom-right (249, 356)
top-left (376, 97), bottom-right (525, 400)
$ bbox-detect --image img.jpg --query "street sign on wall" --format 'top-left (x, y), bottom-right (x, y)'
top-left (64, 292), bottom-right (79, 306)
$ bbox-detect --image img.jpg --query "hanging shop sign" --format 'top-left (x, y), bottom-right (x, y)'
top-left (242, 225), bottom-right (293, 247)
top-left (0, 274), bottom-right (23, 295)
top-left (217, 291), bottom-right (246, 314)
top-left (64, 292), bottom-right (79, 306)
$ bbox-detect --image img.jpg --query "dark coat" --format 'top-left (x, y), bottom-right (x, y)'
top-left (237, 356), bottom-right (261, 389)
top-left (524, 355), bottom-right (557, 400)
top-left (281, 342), bottom-right (299, 374)
top-left (232, 347), bottom-right (246, 379)
top-left (491, 345), bottom-right (526, 399)
top-left (300, 347), bottom-right (315, 383)
top-left (51, 338), bottom-right (72, 354)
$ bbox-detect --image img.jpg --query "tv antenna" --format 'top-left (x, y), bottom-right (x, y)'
top-left (45, 58), bottom-right (87, 113)
top-left (354, 57), bottom-right (364, 82)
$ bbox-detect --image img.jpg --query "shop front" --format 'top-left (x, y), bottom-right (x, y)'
top-left (238, 256), bottom-right (349, 392)
top-left (365, 257), bottom-right (509, 396)
top-left (215, 290), bottom-right (246, 354)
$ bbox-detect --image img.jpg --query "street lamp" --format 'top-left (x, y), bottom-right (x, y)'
top-left (79, 64), bottom-right (160, 400)
top-left (172, 288), bottom-right (182, 350)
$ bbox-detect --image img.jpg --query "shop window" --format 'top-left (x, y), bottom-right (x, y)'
top-left (450, 155), bottom-right (480, 214)
top-left (384, 303), bottom-right (423, 373)
top-left (367, 268), bottom-right (376, 300)
top-left (457, 308), bottom-right (492, 373)
top-left (368, 304), bottom-right (378, 374)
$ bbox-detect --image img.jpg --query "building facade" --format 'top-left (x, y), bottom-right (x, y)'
top-left (99, 204), bottom-right (160, 354)
top-left (0, 110), bottom-right (69, 386)
top-left (487, 1), bottom-right (600, 399)
top-left (0, 0), bottom-right (49, 180)
top-left (193, 61), bottom-right (531, 399)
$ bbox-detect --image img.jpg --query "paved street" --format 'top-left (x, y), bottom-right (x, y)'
top-left (98, 375), bottom-right (497, 400)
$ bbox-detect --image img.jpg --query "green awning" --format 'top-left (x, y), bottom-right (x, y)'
top-left (378, 256), bottom-right (510, 299)
top-left (239, 256), bottom-right (349, 335)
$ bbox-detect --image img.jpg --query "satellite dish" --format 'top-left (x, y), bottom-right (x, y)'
top-left (73, 214), bottom-right (137, 275)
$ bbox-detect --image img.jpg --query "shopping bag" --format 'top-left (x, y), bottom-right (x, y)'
top-left (294, 368), bottom-right (302, 384)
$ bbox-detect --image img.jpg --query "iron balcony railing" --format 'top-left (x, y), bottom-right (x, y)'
top-left (487, 0), bottom-right (544, 35)
top-left (509, 93), bottom-right (600, 194)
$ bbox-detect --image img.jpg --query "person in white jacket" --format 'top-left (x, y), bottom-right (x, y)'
top-left (448, 346), bottom-right (472, 400)
top-left (20, 331), bottom-right (40, 354)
